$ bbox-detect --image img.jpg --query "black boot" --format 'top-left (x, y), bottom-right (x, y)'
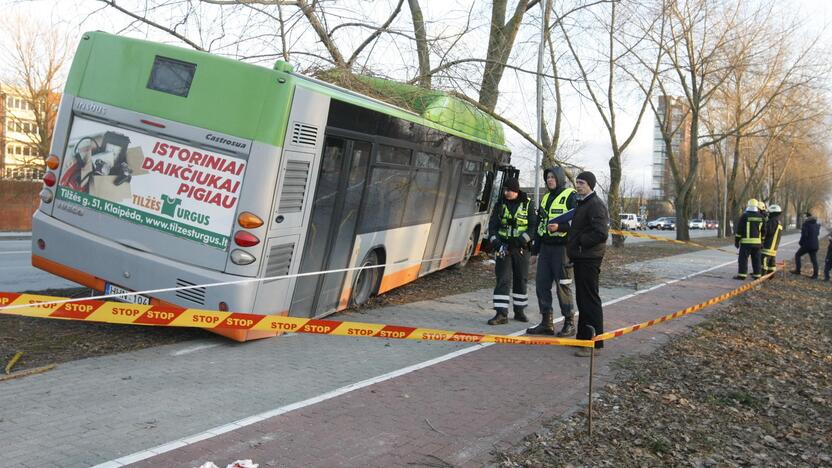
top-left (513, 309), bottom-right (528, 322)
top-left (526, 312), bottom-right (554, 335)
top-left (488, 310), bottom-right (508, 325)
top-left (556, 315), bottom-right (576, 337)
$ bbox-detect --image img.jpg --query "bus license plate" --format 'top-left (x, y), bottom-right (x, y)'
top-left (105, 283), bottom-right (151, 305)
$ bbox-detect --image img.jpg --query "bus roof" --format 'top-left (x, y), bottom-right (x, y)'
top-left (300, 71), bottom-right (507, 150)
top-left (65, 32), bottom-right (510, 153)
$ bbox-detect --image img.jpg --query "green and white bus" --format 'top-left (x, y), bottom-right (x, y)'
top-left (33, 32), bottom-right (512, 341)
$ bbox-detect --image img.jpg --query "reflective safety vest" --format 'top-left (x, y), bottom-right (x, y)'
top-left (736, 212), bottom-right (765, 245)
top-left (761, 222), bottom-right (783, 256)
top-left (537, 188), bottom-right (575, 238)
top-left (498, 199), bottom-right (531, 239)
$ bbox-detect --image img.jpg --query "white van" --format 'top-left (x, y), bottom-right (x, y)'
top-left (619, 213), bottom-right (640, 230)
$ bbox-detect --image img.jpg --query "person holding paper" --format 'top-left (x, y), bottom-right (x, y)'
top-left (527, 167), bottom-right (577, 337)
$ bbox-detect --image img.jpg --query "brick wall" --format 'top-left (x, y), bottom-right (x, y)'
top-left (0, 180), bottom-right (41, 231)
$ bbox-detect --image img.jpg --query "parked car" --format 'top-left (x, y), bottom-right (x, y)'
top-left (689, 219), bottom-right (706, 229)
top-left (619, 213), bottom-right (640, 230)
top-left (648, 217), bottom-right (676, 230)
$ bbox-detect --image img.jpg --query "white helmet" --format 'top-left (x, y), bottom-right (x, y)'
top-left (767, 204), bottom-right (782, 213)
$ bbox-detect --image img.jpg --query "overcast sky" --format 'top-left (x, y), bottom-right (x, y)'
top-left (2, 0), bottom-right (829, 191)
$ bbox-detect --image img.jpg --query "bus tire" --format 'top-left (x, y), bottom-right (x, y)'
top-left (451, 230), bottom-right (477, 270)
top-left (351, 251), bottom-right (381, 306)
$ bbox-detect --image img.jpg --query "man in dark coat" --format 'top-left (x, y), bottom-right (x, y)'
top-left (566, 171), bottom-right (609, 356)
top-left (792, 212), bottom-right (821, 278)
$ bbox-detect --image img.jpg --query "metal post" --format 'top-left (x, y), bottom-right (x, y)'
top-left (534, 0), bottom-right (545, 207)
top-left (586, 325), bottom-right (596, 438)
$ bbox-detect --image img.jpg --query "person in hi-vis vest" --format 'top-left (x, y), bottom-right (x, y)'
top-left (761, 204), bottom-right (783, 274)
top-left (487, 178), bottom-right (537, 325)
top-left (734, 199), bottom-right (767, 280)
top-left (527, 167), bottom-right (577, 337)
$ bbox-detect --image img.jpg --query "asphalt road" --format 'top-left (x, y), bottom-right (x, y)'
top-left (611, 227), bottom-right (719, 244)
top-left (0, 238), bottom-right (80, 292)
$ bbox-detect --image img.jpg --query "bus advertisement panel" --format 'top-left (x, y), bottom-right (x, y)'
top-left (56, 117), bottom-right (247, 250)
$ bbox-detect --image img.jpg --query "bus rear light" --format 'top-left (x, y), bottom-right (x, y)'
top-left (37, 239), bottom-right (46, 250)
top-left (39, 188), bottom-right (54, 203)
top-left (230, 249), bottom-right (256, 265)
top-left (218, 302), bottom-right (229, 312)
top-left (140, 119), bottom-right (166, 128)
top-left (46, 155), bottom-right (60, 170)
top-left (43, 172), bottom-right (56, 187)
top-left (234, 231), bottom-right (260, 247)
top-left (238, 212), bottom-right (264, 229)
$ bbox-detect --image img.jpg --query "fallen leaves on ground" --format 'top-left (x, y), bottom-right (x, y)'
top-left (495, 275), bottom-right (832, 467)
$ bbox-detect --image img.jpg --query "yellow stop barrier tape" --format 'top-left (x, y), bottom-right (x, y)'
top-left (594, 271), bottom-right (774, 342)
top-left (0, 292), bottom-right (595, 347)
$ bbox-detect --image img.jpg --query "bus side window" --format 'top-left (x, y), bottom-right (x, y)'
top-left (359, 147), bottom-right (412, 232)
top-left (477, 162), bottom-right (495, 213)
top-left (403, 152), bottom-right (441, 225)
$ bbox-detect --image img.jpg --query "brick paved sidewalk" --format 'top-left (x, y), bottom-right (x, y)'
top-left (128, 251), bottom-right (798, 467)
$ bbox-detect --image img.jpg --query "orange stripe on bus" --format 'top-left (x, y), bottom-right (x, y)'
top-left (378, 264), bottom-right (421, 294)
top-left (32, 255), bottom-right (106, 291)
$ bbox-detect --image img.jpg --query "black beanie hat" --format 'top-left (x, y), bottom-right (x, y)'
top-left (576, 171), bottom-right (597, 190)
top-left (504, 178), bottom-right (520, 193)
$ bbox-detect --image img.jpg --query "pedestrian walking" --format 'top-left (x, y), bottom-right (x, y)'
top-left (792, 212), bottom-right (821, 278)
top-left (527, 167), bottom-right (577, 337)
top-left (733, 199), bottom-right (766, 280)
top-left (566, 171), bottom-right (608, 356)
top-left (487, 178), bottom-right (538, 325)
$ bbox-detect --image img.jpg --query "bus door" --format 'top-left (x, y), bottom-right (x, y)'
top-left (289, 136), bottom-right (371, 317)
top-left (420, 156), bottom-right (463, 274)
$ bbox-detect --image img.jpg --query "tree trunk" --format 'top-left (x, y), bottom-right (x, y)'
top-left (478, 0), bottom-right (529, 111)
top-left (608, 151), bottom-right (625, 247)
top-left (407, 0), bottom-right (431, 89)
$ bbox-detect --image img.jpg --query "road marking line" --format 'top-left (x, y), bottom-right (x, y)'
top-left (92, 244), bottom-right (780, 468)
top-left (170, 343), bottom-right (222, 356)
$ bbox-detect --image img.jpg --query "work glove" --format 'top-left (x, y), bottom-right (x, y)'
top-left (734, 238), bottom-right (740, 249)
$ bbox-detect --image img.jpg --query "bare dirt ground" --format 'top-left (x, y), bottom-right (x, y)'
top-left (495, 274), bottom-right (832, 468)
top-left (0, 234), bottom-right (746, 373)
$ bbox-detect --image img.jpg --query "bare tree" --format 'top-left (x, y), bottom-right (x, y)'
top-left (558, 0), bottom-right (663, 246)
top-left (407, 0), bottom-right (431, 88)
top-left (1, 14), bottom-right (68, 167)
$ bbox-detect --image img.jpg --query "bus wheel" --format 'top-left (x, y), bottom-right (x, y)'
top-left (352, 252), bottom-right (380, 306)
top-left (452, 231), bottom-right (476, 269)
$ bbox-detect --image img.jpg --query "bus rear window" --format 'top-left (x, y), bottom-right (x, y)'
top-left (147, 56), bottom-right (196, 97)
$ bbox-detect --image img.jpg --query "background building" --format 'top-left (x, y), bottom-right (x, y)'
top-left (651, 95), bottom-right (692, 201)
top-left (0, 83), bottom-right (50, 180)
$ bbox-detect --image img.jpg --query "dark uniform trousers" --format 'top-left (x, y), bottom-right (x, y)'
top-left (535, 243), bottom-right (574, 317)
top-left (762, 255), bottom-right (776, 274)
top-left (493, 245), bottom-right (529, 313)
top-left (738, 244), bottom-right (762, 278)
top-left (574, 259), bottom-right (603, 349)
top-left (794, 247), bottom-right (819, 277)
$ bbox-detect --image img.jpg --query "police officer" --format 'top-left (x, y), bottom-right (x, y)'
top-left (487, 178), bottom-right (537, 325)
top-left (527, 167), bottom-right (577, 336)
top-left (761, 204), bottom-right (783, 274)
top-left (734, 198), bottom-right (766, 280)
